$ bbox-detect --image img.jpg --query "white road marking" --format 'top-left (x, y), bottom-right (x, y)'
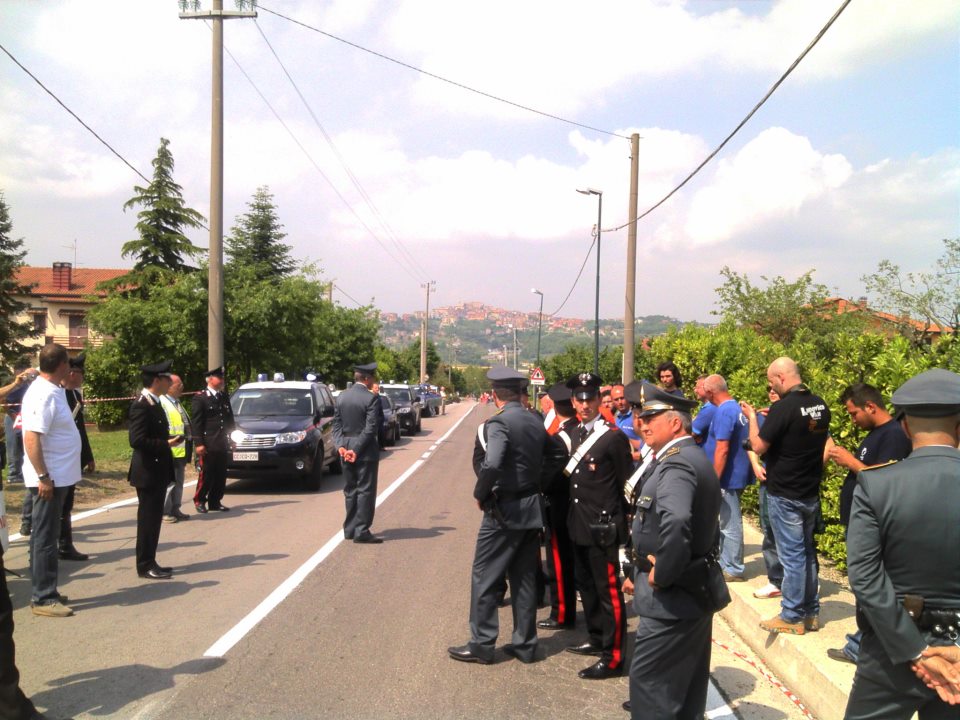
top-left (706, 680), bottom-right (736, 719)
top-left (203, 404), bottom-right (479, 658)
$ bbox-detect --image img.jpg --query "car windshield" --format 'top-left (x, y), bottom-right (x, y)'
top-left (382, 388), bottom-right (409, 404)
top-left (233, 388), bottom-right (314, 417)
top-left (378, 396), bottom-right (392, 410)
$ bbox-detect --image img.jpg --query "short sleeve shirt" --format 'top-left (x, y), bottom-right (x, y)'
top-left (691, 403), bottom-right (716, 440)
top-left (20, 376), bottom-right (81, 488)
top-left (839, 419), bottom-right (911, 526)
top-left (759, 385), bottom-right (831, 500)
top-left (704, 399), bottom-right (752, 490)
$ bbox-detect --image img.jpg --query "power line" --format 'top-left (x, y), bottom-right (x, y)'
top-left (547, 232), bottom-right (597, 318)
top-left (333, 283), bottom-right (364, 307)
top-left (610, 0), bottom-right (855, 233)
top-left (256, 3), bottom-right (629, 141)
top-left (0, 41), bottom-right (149, 184)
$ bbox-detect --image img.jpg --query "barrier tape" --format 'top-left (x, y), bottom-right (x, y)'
top-left (711, 637), bottom-right (817, 719)
top-left (3, 390), bottom-right (203, 409)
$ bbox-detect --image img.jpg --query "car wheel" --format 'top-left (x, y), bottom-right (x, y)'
top-left (414, 414), bottom-right (422, 433)
top-left (329, 448), bottom-right (343, 475)
top-left (302, 449), bottom-right (323, 491)
top-left (394, 423), bottom-right (401, 443)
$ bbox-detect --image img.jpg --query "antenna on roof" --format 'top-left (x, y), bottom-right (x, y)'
top-left (62, 239), bottom-right (78, 268)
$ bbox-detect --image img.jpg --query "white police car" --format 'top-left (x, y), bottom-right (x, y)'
top-left (227, 373), bottom-right (341, 491)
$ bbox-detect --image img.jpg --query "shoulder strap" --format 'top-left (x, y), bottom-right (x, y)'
top-left (477, 421), bottom-right (487, 451)
top-left (563, 423), bottom-right (610, 476)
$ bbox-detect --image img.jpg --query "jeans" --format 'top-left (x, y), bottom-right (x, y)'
top-left (758, 485), bottom-right (783, 587)
top-left (718, 488), bottom-right (744, 576)
top-left (163, 459), bottom-right (186, 516)
top-left (766, 493), bottom-right (820, 624)
top-left (3, 416), bottom-right (23, 483)
top-left (843, 629), bottom-right (862, 662)
top-left (28, 485), bottom-right (69, 605)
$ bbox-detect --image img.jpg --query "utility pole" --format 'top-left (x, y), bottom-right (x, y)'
top-left (419, 280), bottom-right (435, 382)
top-left (623, 133), bottom-right (640, 383)
top-left (180, 0), bottom-right (256, 372)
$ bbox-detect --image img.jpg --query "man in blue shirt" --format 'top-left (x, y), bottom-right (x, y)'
top-left (702, 374), bottom-right (752, 581)
top-left (691, 375), bottom-right (716, 445)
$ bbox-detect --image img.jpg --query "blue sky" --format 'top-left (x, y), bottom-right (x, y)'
top-left (2, 0), bottom-right (958, 323)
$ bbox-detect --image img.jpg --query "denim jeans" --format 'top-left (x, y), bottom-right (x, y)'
top-left (28, 485), bottom-right (69, 604)
top-left (3, 416), bottom-right (23, 483)
top-left (718, 488), bottom-right (744, 576)
top-left (766, 493), bottom-right (820, 624)
top-left (758, 485), bottom-right (783, 587)
top-left (163, 459), bottom-right (187, 516)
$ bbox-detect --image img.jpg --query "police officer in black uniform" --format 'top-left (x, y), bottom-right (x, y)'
top-left (191, 366), bottom-right (235, 513)
top-left (564, 372), bottom-right (633, 679)
top-left (59, 353), bottom-right (92, 561)
top-left (626, 381), bottom-right (722, 719)
top-left (449, 366), bottom-right (563, 665)
top-left (845, 368), bottom-right (960, 720)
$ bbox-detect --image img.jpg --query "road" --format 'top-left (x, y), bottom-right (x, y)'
top-left (7, 401), bottom-right (809, 719)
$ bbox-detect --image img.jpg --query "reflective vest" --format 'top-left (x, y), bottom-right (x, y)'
top-left (160, 394), bottom-right (187, 459)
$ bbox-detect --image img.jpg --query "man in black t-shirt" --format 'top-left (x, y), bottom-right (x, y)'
top-left (741, 357), bottom-right (830, 636)
top-left (825, 382), bottom-right (911, 664)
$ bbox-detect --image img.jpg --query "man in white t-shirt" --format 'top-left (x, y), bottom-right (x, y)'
top-left (21, 343), bottom-right (81, 618)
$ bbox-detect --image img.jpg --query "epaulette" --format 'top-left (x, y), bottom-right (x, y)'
top-left (661, 446), bottom-right (681, 459)
top-left (494, 408), bottom-right (504, 416)
top-left (861, 459), bottom-right (900, 472)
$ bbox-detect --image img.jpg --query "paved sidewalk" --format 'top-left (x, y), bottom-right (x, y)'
top-left (720, 521), bottom-right (858, 720)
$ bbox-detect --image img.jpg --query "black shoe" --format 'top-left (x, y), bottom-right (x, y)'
top-left (447, 645), bottom-right (492, 665)
top-left (209, 504), bottom-right (230, 512)
top-left (503, 645), bottom-right (536, 664)
top-left (138, 567), bottom-right (172, 579)
top-left (578, 659), bottom-right (622, 680)
top-left (353, 532), bottom-right (383, 544)
top-left (537, 618), bottom-right (574, 630)
top-left (153, 564), bottom-right (173, 574)
top-left (622, 701), bottom-right (631, 712)
top-left (566, 642), bottom-right (603, 656)
top-left (194, 502), bottom-right (208, 514)
top-left (173, 511), bottom-right (190, 521)
top-left (58, 546), bottom-right (89, 561)
top-left (827, 648), bottom-right (856, 664)
top-left (19, 523), bottom-right (31, 536)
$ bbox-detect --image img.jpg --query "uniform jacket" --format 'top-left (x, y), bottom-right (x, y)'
top-left (847, 445), bottom-right (960, 680)
top-left (127, 391), bottom-right (175, 489)
top-left (566, 420), bottom-right (633, 546)
top-left (332, 382), bottom-right (380, 461)
top-left (65, 388), bottom-right (94, 468)
top-left (190, 387), bottom-right (235, 453)
top-left (631, 436), bottom-right (721, 620)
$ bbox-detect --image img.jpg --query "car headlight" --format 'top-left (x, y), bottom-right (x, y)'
top-left (396, 407), bottom-right (411, 413)
top-left (230, 430), bottom-right (248, 444)
top-left (277, 430), bottom-right (308, 444)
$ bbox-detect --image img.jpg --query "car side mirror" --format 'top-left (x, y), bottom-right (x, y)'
top-left (321, 405), bottom-right (335, 418)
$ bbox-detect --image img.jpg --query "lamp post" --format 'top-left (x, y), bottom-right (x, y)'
top-left (577, 188), bottom-right (603, 376)
top-left (531, 288), bottom-right (544, 368)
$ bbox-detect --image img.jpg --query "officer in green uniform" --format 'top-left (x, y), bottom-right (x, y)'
top-left (845, 368), bottom-right (960, 720)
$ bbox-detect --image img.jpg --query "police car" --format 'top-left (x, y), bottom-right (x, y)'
top-left (227, 374), bottom-right (341, 491)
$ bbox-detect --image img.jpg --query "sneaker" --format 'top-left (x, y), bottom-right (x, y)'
top-left (753, 582), bottom-right (782, 599)
top-left (804, 616), bottom-right (821, 632)
top-left (19, 523), bottom-right (31, 537)
top-left (722, 572), bottom-right (745, 583)
top-left (31, 601), bottom-right (74, 618)
top-left (163, 515), bottom-right (178, 523)
top-left (760, 615), bottom-right (804, 635)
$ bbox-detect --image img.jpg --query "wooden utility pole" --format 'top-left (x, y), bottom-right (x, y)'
top-left (419, 280), bottom-right (435, 382)
top-left (179, 0), bottom-right (256, 372)
top-left (623, 133), bottom-right (640, 383)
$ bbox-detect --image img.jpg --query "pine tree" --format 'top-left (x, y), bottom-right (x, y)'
top-left (0, 191), bottom-right (37, 367)
top-left (225, 186), bottom-right (295, 280)
top-left (121, 137), bottom-right (205, 273)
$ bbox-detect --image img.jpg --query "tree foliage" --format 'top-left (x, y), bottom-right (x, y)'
top-left (0, 191), bottom-right (37, 369)
top-left (862, 238), bottom-right (960, 342)
top-left (225, 186), bottom-right (295, 281)
top-left (119, 138), bottom-right (204, 277)
top-left (541, 343), bottom-right (623, 387)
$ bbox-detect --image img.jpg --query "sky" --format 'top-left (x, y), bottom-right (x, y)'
top-left (2, 0), bottom-right (958, 324)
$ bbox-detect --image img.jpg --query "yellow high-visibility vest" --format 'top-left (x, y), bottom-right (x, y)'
top-left (160, 394), bottom-right (187, 459)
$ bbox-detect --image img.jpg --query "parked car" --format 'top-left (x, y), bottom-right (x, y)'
top-left (227, 377), bottom-right (341, 491)
top-left (416, 384), bottom-right (443, 416)
top-left (379, 384), bottom-right (423, 434)
top-left (377, 393), bottom-right (401, 448)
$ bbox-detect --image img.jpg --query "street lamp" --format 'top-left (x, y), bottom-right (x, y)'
top-left (531, 288), bottom-right (544, 368)
top-left (507, 324), bottom-right (518, 370)
top-left (577, 188), bottom-right (603, 376)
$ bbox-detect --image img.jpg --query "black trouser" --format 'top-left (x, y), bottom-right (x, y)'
top-left (573, 542), bottom-right (626, 668)
top-left (135, 483), bottom-right (166, 573)
top-left (59, 484), bottom-right (77, 550)
top-left (0, 553), bottom-right (38, 720)
top-left (194, 450), bottom-right (227, 506)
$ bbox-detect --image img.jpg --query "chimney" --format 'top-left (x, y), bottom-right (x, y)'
top-left (52, 262), bottom-right (73, 291)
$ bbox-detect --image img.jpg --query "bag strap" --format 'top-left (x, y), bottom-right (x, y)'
top-left (564, 423), bottom-right (610, 476)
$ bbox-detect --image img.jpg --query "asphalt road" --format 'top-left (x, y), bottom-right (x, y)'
top-left (7, 401), bottom-right (809, 720)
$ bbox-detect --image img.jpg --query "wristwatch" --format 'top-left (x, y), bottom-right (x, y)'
top-left (37, 473), bottom-right (50, 482)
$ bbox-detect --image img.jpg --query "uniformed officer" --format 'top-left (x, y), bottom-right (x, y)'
top-left (564, 372), bottom-right (633, 679)
top-left (844, 368), bottom-right (960, 720)
top-left (59, 353), bottom-right (93, 561)
top-left (538, 382), bottom-right (580, 631)
top-left (191, 366), bottom-right (235, 514)
top-left (449, 366), bottom-right (564, 665)
top-left (626, 381), bottom-right (722, 720)
top-left (332, 362), bottom-right (383, 543)
top-left (128, 361), bottom-right (177, 579)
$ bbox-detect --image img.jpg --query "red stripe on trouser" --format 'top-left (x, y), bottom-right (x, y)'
top-left (550, 533), bottom-right (569, 624)
top-left (606, 560), bottom-right (624, 668)
top-left (193, 454), bottom-right (206, 503)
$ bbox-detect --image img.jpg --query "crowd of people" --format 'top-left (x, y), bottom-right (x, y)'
top-left (455, 357), bottom-right (960, 720)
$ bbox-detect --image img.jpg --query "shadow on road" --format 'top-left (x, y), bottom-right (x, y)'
top-left (377, 526), bottom-right (457, 541)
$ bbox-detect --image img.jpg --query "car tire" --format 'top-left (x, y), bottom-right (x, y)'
top-left (329, 448), bottom-right (343, 475)
top-left (414, 414), bottom-right (422, 433)
top-left (303, 449), bottom-right (324, 491)
top-left (394, 424), bottom-right (401, 443)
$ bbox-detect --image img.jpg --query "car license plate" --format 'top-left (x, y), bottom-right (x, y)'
top-left (233, 451), bottom-right (258, 462)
